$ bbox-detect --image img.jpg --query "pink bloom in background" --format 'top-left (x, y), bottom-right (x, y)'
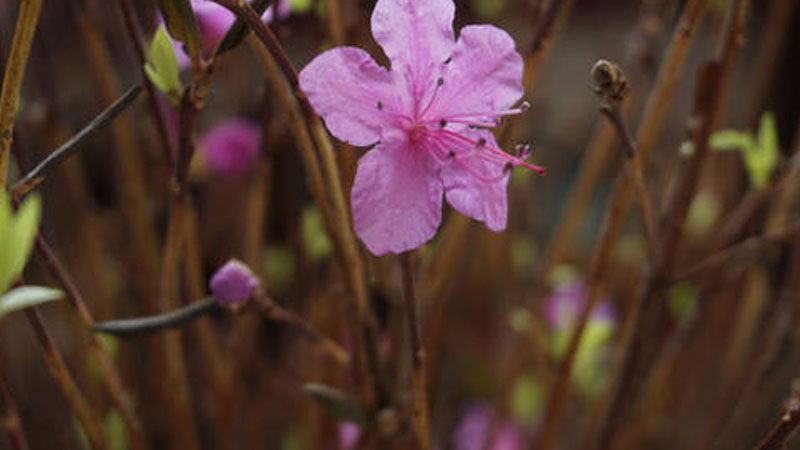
top-left (543, 281), bottom-right (616, 331)
top-left (338, 423), bottom-right (360, 450)
top-left (171, 0), bottom-right (291, 68)
top-left (453, 404), bottom-right (523, 450)
top-left (198, 119), bottom-right (261, 177)
top-left (209, 259), bottom-right (260, 306)
top-left (299, 0), bottom-right (544, 255)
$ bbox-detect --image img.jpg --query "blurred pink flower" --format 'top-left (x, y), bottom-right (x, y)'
top-left (338, 423), bottom-right (360, 450)
top-left (453, 404), bottom-right (523, 450)
top-left (543, 281), bottom-right (616, 331)
top-left (170, 0), bottom-right (291, 68)
top-left (198, 119), bottom-right (261, 177)
top-left (299, 0), bottom-right (543, 255)
top-left (210, 259), bottom-right (260, 306)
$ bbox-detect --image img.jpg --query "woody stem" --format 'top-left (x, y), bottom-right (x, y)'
top-left (400, 252), bottom-right (432, 450)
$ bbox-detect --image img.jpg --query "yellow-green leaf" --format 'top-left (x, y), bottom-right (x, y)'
top-left (145, 26), bottom-right (182, 97)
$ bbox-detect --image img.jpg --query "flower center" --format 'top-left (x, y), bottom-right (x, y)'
top-left (403, 76), bottom-right (544, 182)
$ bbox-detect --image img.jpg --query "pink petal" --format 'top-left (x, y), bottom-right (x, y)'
top-left (191, 0), bottom-right (236, 54)
top-left (371, 0), bottom-right (455, 95)
top-left (440, 130), bottom-right (508, 231)
top-left (299, 47), bottom-right (403, 146)
top-left (351, 132), bottom-right (443, 255)
top-left (428, 25), bottom-right (524, 119)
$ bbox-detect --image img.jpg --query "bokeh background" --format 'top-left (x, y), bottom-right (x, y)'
top-left (1, 0), bottom-right (800, 448)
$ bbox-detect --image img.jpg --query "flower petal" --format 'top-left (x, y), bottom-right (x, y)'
top-left (440, 131), bottom-right (508, 231)
top-left (299, 47), bottom-right (403, 146)
top-left (428, 25), bottom-right (524, 120)
top-left (371, 0), bottom-right (455, 96)
top-left (352, 134), bottom-right (443, 255)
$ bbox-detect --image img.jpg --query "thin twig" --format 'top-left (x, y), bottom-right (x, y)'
top-left (400, 253), bottom-right (432, 450)
top-left (254, 293), bottom-right (351, 366)
top-left (754, 384), bottom-right (800, 450)
top-left (0, 0), bottom-right (42, 186)
top-left (92, 298), bottom-right (220, 337)
top-left (594, 1), bottom-right (748, 446)
top-left (116, 0), bottom-right (176, 172)
top-left (10, 85), bottom-right (142, 196)
top-left (593, 59), bottom-right (658, 256)
top-left (0, 358), bottom-right (29, 450)
top-left (24, 306), bottom-right (108, 450)
top-left (33, 236), bottom-right (148, 450)
top-left (677, 219), bottom-right (800, 280)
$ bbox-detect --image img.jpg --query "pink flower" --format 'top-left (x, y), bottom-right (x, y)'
top-left (299, 0), bottom-right (544, 255)
top-left (543, 281), bottom-right (616, 331)
top-left (209, 259), bottom-right (260, 307)
top-left (453, 404), bottom-right (523, 450)
top-left (171, 0), bottom-right (291, 68)
top-left (198, 119), bottom-right (261, 177)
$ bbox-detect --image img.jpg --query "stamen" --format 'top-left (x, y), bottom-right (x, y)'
top-left (439, 119), bottom-right (447, 128)
top-left (377, 101), bottom-right (384, 111)
top-left (437, 129), bottom-right (546, 174)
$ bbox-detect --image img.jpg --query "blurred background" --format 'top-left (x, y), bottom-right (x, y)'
top-left (1, 0), bottom-right (800, 448)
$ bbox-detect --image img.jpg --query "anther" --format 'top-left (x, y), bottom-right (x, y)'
top-left (503, 162), bottom-right (514, 173)
top-left (439, 119), bottom-right (448, 128)
top-left (377, 101), bottom-right (384, 111)
top-left (436, 77), bottom-right (444, 86)
top-left (443, 56), bottom-right (452, 64)
top-left (448, 151), bottom-right (456, 159)
top-left (477, 138), bottom-right (487, 148)
top-left (520, 101), bottom-right (531, 111)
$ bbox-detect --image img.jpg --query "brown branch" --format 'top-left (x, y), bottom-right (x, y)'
top-left (400, 253), bottom-right (432, 450)
top-left (254, 293), bottom-right (350, 366)
top-left (754, 384), bottom-right (800, 450)
top-left (594, 0), bottom-right (749, 447)
top-left (33, 236), bottom-right (148, 450)
top-left (116, 0), bottom-right (176, 173)
top-left (677, 219), bottom-right (800, 280)
top-left (0, 0), bottom-right (42, 186)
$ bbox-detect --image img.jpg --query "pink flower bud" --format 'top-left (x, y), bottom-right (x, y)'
top-left (198, 119), bottom-right (261, 178)
top-left (210, 259), bottom-right (260, 306)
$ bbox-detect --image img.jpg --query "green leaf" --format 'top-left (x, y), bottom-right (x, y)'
top-left (509, 375), bottom-right (543, 425)
top-left (668, 282), bottom-right (698, 321)
top-left (0, 286), bottom-right (63, 318)
top-left (709, 130), bottom-right (752, 152)
top-left (303, 383), bottom-right (367, 424)
top-left (744, 111), bottom-right (779, 190)
top-left (301, 206), bottom-right (332, 262)
top-left (145, 26), bottom-right (182, 97)
top-left (157, 0), bottom-right (202, 60)
top-left (0, 193), bottom-right (41, 294)
top-left (216, 0), bottom-right (272, 56)
top-left (290, 0), bottom-right (311, 13)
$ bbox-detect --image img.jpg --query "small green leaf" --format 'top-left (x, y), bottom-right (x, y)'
top-left (290, 0), bottom-right (311, 13)
top-left (710, 130), bottom-right (752, 152)
top-left (157, 0), bottom-right (202, 60)
top-left (0, 193), bottom-right (42, 294)
top-left (146, 26), bottom-right (182, 98)
top-left (509, 375), bottom-right (543, 425)
top-left (303, 383), bottom-right (367, 424)
top-left (744, 111), bottom-right (779, 190)
top-left (668, 282), bottom-right (698, 321)
top-left (0, 286), bottom-right (63, 318)
top-left (302, 206), bottom-right (332, 262)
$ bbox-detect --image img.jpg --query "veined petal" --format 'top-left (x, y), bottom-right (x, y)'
top-left (440, 130), bottom-right (508, 231)
top-left (299, 47), bottom-right (403, 146)
top-left (352, 134), bottom-right (443, 255)
top-left (371, 0), bottom-right (455, 101)
top-left (427, 25), bottom-right (524, 121)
